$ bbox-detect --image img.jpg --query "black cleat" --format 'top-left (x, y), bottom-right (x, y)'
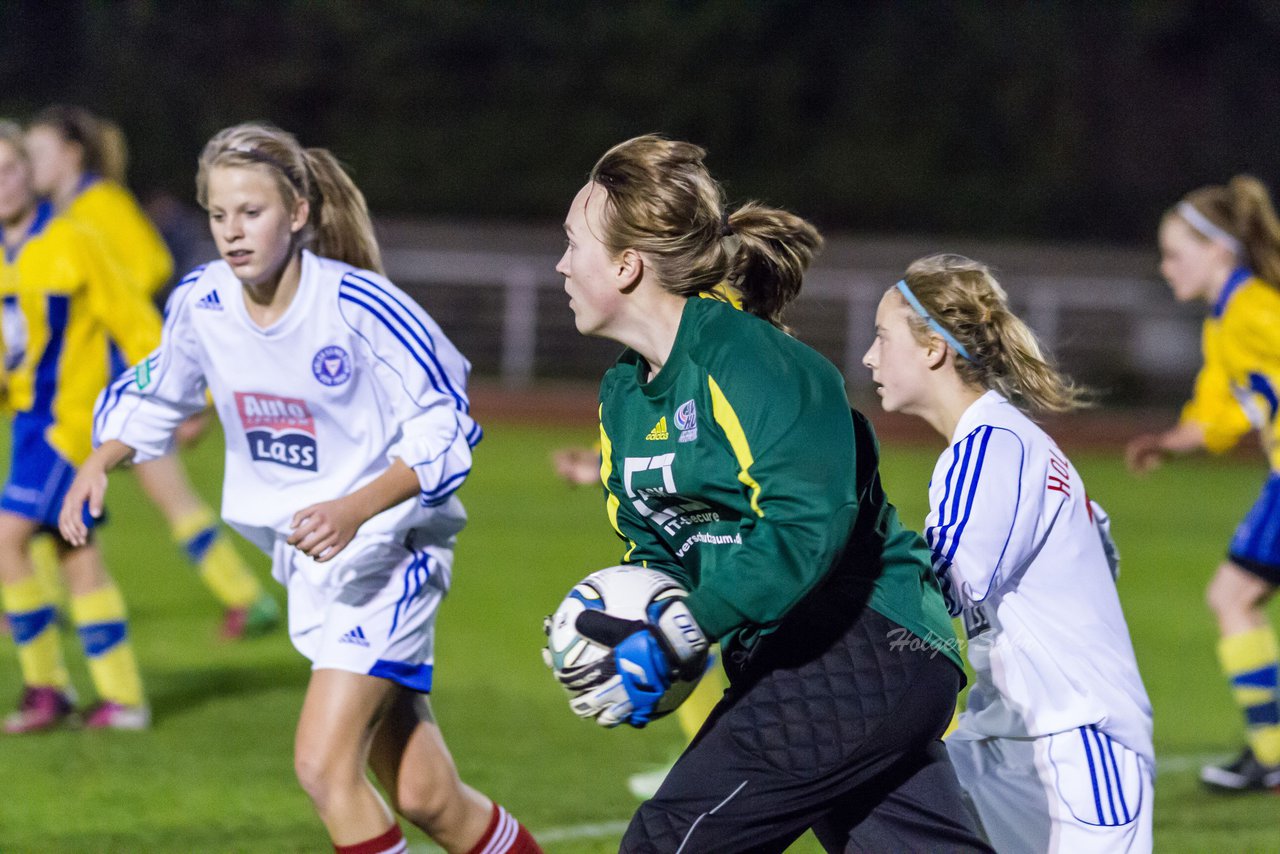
top-left (1200, 747), bottom-right (1280, 792)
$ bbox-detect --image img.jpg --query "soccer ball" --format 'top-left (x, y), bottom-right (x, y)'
top-left (545, 565), bottom-right (705, 721)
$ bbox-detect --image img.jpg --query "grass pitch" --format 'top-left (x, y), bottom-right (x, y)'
top-left (0, 418), bottom-right (1277, 852)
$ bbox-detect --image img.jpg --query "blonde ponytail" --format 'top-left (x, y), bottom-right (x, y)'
top-left (589, 134), bottom-right (821, 329)
top-left (1178, 174), bottom-right (1280, 288)
top-left (197, 123), bottom-right (383, 275)
top-left (899, 254), bottom-right (1089, 414)
top-left (95, 119), bottom-right (129, 185)
top-left (724, 202), bottom-right (822, 327)
top-left (301, 148), bottom-right (382, 274)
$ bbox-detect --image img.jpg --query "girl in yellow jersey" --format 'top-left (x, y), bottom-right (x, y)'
top-left (0, 121), bottom-right (155, 731)
top-left (25, 105), bottom-right (277, 639)
top-left (1127, 175), bottom-right (1280, 791)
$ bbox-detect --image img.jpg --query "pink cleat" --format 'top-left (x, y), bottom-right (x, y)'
top-left (220, 593), bottom-right (281, 640)
top-left (83, 701), bottom-right (151, 731)
top-left (4, 687), bottom-right (76, 734)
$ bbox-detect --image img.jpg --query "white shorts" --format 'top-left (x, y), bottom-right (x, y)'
top-left (272, 530), bottom-right (453, 692)
top-left (947, 727), bottom-right (1152, 854)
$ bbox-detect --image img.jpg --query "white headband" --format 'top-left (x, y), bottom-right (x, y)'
top-left (1177, 201), bottom-right (1242, 256)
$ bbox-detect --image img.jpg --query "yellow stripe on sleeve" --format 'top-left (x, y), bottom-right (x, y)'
top-left (707, 375), bottom-right (764, 517)
top-left (598, 406), bottom-right (638, 560)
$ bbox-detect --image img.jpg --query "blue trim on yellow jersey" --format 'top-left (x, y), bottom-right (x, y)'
top-left (1, 200), bottom-right (55, 264)
top-left (1212, 266), bottom-right (1251, 319)
top-left (31, 295), bottom-right (69, 421)
top-left (74, 172), bottom-right (101, 196)
top-left (1248, 372), bottom-right (1279, 421)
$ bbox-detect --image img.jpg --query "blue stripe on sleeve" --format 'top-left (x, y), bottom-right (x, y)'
top-left (927, 431), bottom-right (973, 564)
top-left (420, 468), bottom-right (471, 502)
top-left (339, 287), bottom-right (448, 399)
top-left (943, 426), bottom-right (994, 565)
top-left (928, 425), bottom-right (1025, 605)
top-left (339, 274), bottom-right (468, 411)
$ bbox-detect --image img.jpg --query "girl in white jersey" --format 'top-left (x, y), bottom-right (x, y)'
top-left (59, 124), bottom-right (540, 854)
top-left (863, 254), bottom-right (1154, 853)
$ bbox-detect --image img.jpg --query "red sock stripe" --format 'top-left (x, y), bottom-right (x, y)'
top-left (334, 823), bottom-right (406, 854)
top-left (468, 803), bottom-right (542, 854)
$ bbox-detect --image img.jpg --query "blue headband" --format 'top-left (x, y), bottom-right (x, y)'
top-left (894, 280), bottom-right (974, 362)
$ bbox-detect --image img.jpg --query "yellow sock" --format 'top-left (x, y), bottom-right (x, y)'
top-left (1218, 626), bottom-right (1280, 766)
top-left (2, 576), bottom-right (70, 689)
top-left (173, 508), bottom-right (261, 609)
top-left (70, 585), bottom-right (144, 707)
top-left (677, 651), bottom-right (725, 742)
top-left (29, 534), bottom-right (65, 607)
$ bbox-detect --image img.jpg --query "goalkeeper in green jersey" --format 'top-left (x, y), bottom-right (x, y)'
top-left (554, 135), bottom-right (992, 853)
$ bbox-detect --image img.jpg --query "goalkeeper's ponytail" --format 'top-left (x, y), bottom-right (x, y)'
top-left (197, 123), bottom-right (383, 275)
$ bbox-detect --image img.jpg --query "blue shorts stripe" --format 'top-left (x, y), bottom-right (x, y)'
top-left (1104, 733), bottom-right (1130, 823)
top-left (1, 416), bottom-right (98, 531)
top-left (1230, 474), bottom-right (1280, 574)
top-left (369, 659), bottom-right (433, 692)
top-left (1090, 726), bottom-right (1119, 825)
top-left (1079, 726), bottom-right (1105, 825)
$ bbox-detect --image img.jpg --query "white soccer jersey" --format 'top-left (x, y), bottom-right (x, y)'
top-left (927, 390), bottom-right (1153, 762)
top-left (93, 250), bottom-right (478, 558)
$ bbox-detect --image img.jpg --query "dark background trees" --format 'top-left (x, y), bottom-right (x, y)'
top-left (3, 0), bottom-right (1278, 242)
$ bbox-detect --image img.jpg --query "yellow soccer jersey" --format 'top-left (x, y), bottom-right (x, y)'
top-left (1179, 268), bottom-right (1280, 472)
top-left (65, 177), bottom-right (173, 296)
top-left (0, 201), bottom-right (162, 464)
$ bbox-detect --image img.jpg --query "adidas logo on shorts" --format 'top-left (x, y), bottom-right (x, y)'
top-left (339, 625), bottom-right (370, 647)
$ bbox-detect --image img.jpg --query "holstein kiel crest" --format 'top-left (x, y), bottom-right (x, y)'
top-left (312, 345), bottom-right (352, 386)
top-left (236, 392), bottom-right (318, 471)
top-left (675, 399), bottom-right (698, 442)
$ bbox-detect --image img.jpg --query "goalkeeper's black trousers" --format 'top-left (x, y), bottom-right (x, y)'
top-left (619, 606), bottom-right (992, 854)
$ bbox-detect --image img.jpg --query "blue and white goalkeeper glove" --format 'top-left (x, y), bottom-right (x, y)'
top-left (571, 598), bottom-right (709, 728)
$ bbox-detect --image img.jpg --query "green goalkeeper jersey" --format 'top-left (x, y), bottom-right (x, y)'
top-left (598, 294), bottom-right (961, 668)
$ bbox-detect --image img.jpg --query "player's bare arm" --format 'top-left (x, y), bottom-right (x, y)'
top-left (58, 438), bottom-right (137, 546)
top-left (287, 458), bottom-right (419, 562)
top-left (1125, 420), bottom-right (1207, 474)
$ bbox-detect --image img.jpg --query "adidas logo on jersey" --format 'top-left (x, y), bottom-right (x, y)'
top-left (195, 290), bottom-right (223, 310)
top-left (645, 417), bottom-right (669, 441)
top-left (339, 625), bottom-right (370, 647)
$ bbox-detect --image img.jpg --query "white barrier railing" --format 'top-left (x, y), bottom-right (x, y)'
top-left (381, 247), bottom-right (1201, 400)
